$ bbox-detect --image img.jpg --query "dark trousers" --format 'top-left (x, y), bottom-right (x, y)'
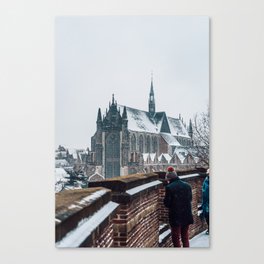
top-left (171, 225), bottom-right (190, 247)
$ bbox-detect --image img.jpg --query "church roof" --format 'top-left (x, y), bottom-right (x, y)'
top-left (160, 133), bottom-right (181, 146)
top-left (118, 105), bottom-right (159, 133)
top-left (118, 105), bottom-right (190, 138)
top-left (167, 117), bottom-right (189, 137)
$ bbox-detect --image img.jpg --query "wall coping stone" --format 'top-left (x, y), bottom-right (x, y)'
top-left (89, 173), bottom-right (158, 192)
top-left (55, 187), bottom-right (112, 242)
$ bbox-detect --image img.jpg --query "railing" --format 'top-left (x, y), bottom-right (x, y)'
top-left (55, 170), bottom-right (207, 248)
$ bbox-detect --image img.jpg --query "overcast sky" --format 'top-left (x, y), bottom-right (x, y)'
top-left (55, 16), bottom-right (209, 149)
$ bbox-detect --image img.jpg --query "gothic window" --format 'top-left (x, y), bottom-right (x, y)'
top-left (153, 137), bottom-right (158, 153)
top-left (105, 132), bottom-right (120, 178)
top-left (130, 134), bottom-right (136, 151)
top-left (139, 135), bottom-right (144, 153)
top-left (146, 135), bottom-right (150, 153)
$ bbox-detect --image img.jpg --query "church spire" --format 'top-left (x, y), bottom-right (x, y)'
top-left (96, 108), bottom-right (102, 130)
top-left (148, 72), bottom-right (155, 116)
top-left (122, 106), bottom-right (127, 119)
top-left (97, 108), bottom-right (102, 122)
top-left (188, 118), bottom-right (193, 138)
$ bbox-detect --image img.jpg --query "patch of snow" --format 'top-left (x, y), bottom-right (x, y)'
top-left (179, 173), bottom-right (200, 180)
top-left (55, 168), bottom-right (69, 183)
top-left (167, 117), bottom-right (190, 138)
top-left (55, 159), bottom-right (69, 167)
top-left (68, 204), bottom-right (82, 210)
top-left (77, 189), bottom-right (107, 205)
top-left (159, 229), bottom-right (171, 244)
top-left (149, 153), bottom-right (156, 161)
top-left (56, 201), bottom-right (119, 248)
top-left (160, 133), bottom-right (181, 146)
top-left (142, 153), bottom-right (149, 162)
top-left (68, 148), bottom-right (78, 159)
top-left (126, 180), bottom-right (162, 195)
top-left (159, 223), bottom-right (167, 231)
top-left (158, 153), bottom-right (171, 162)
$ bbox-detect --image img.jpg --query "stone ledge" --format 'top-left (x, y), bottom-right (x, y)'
top-left (55, 187), bottom-right (112, 242)
top-left (89, 173), bottom-right (158, 192)
top-left (56, 201), bottom-right (119, 247)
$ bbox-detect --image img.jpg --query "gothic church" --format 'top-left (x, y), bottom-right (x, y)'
top-left (91, 78), bottom-right (194, 179)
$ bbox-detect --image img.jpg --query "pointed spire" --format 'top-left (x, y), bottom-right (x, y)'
top-left (149, 71), bottom-right (155, 115)
top-left (97, 108), bottom-right (102, 122)
top-left (188, 118), bottom-right (193, 139)
top-left (150, 70), bottom-right (154, 94)
top-left (112, 94), bottom-right (115, 105)
top-left (122, 106), bottom-right (127, 119)
top-left (189, 119), bottom-right (193, 132)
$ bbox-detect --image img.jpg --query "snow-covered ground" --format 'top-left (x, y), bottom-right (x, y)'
top-left (190, 230), bottom-right (210, 248)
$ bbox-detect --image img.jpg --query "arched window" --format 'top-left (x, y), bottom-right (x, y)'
top-left (146, 135), bottom-right (150, 153)
top-left (139, 135), bottom-right (144, 153)
top-left (153, 137), bottom-right (158, 153)
top-left (130, 134), bottom-right (136, 151)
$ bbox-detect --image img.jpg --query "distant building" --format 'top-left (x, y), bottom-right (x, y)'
top-left (91, 77), bottom-right (198, 178)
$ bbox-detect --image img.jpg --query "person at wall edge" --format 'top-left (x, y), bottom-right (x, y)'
top-left (164, 166), bottom-right (194, 247)
top-left (201, 169), bottom-right (209, 234)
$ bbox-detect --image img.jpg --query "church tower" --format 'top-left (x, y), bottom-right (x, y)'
top-left (148, 73), bottom-right (156, 116)
top-left (94, 108), bottom-right (103, 166)
top-left (102, 94), bottom-right (122, 178)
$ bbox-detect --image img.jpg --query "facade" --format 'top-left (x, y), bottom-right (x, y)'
top-left (91, 78), bottom-right (198, 179)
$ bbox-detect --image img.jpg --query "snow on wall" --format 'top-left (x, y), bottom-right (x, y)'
top-left (77, 189), bottom-right (108, 206)
top-left (179, 173), bottom-right (200, 180)
top-left (56, 201), bottom-right (119, 248)
top-left (159, 229), bottom-right (171, 244)
top-left (126, 180), bottom-right (162, 196)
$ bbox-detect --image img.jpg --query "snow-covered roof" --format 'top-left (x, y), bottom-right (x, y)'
top-left (158, 153), bottom-right (172, 162)
top-left (173, 148), bottom-right (189, 163)
top-left (55, 151), bottom-right (67, 158)
top-left (142, 153), bottom-right (149, 162)
top-left (160, 133), bottom-right (181, 146)
top-left (68, 149), bottom-right (78, 159)
top-left (118, 105), bottom-right (189, 138)
top-left (55, 168), bottom-right (69, 183)
top-left (55, 159), bottom-right (69, 166)
top-left (167, 117), bottom-right (190, 137)
top-left (149, 153), bottom-right (156, 161)
top-left (118, 105), bottom-right (158, 133)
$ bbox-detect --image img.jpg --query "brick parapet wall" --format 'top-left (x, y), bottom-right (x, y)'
top-left (55, 188), bottom-right (119, 248)
top-left (55, 170), bottom-right (208, 248)
top-left (90, 173), bottom-right (162, 247)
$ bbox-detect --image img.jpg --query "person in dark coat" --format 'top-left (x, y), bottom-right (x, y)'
top-left (201, 169), bottom-right (209, 234)
top-left (164, 166), bottom-right (194, 247)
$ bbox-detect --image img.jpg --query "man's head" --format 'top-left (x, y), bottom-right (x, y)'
top-left (167, 166), bottom-right (175, 173)
top-left (166, 167), bottom-right (178, 180)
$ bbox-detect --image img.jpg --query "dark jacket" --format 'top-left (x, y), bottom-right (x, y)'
top-left (201, 176), bottom-right (209, 214)
top-left (164, 177), bottom-right (194, 226)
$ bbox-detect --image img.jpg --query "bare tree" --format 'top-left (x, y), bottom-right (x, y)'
top-left (192, 107), bottom-right (210, 166)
